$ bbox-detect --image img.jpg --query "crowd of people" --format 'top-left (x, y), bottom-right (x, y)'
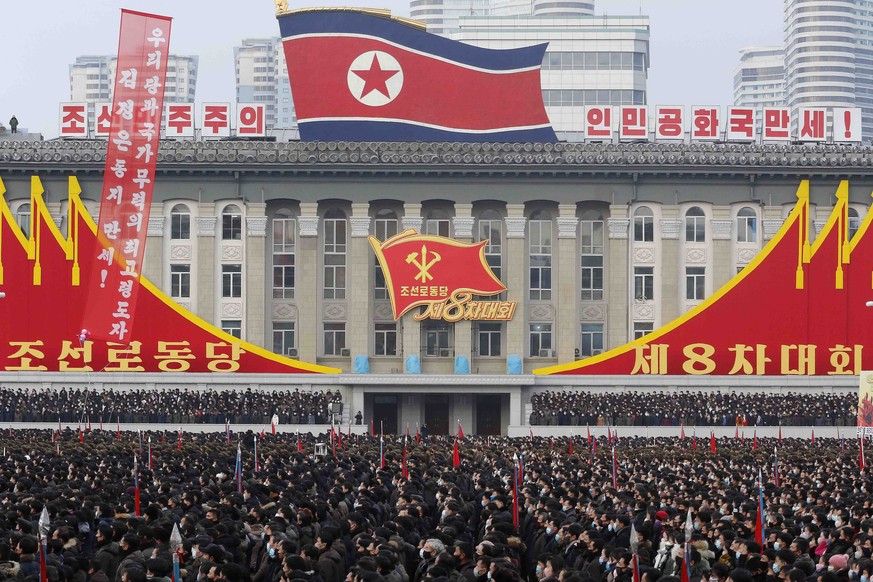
top-left (528, 390), bottom-right (856, 427)
top-left (0, 430), bottom-right (866, 582)
top-left (0, 388), bottom-right (343, 424)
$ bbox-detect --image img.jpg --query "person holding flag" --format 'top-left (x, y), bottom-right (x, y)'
top-left (755, 468), bottom-right (766, 549)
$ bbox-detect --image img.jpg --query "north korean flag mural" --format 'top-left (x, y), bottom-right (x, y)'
top-left (536, 181), bottom-right (873, 377)
top-left (276, 8), bottom-right (557, 142)
top-left (0, 177), bottom-right (337, 374)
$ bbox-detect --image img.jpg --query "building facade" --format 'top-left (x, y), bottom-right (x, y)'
top-left (733, 46), bottom-right (785, 108)
top-left (69, 55), bottom-right (199, 121)
top-left (784, 0), bottom-right (873, 140)
top-left (0, 139), bottom-right (868, 433)
top-left (234, 38), bottom-right (295, 130)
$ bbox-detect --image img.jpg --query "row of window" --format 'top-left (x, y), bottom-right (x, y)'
top-left (541, 51), bottom-right (646, 71)
top-left (262, 320), bottom-right (609, 359)
top-left (542, 89), bottom-right (646, 107)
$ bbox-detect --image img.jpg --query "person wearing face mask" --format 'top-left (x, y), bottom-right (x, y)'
top-left (414, 539), bottom-right (445, 582)
top-left (473, 557), bottom-right (491, 582)
top-left (115, 534), bottom-right (145, 582)
top-left (606, 517), bottom-right (632, 550)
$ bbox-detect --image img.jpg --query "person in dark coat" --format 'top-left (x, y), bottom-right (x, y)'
top-left (8, 116), bottom-right (18, 134)
top-left (316, 532), bottom-right (344, 582)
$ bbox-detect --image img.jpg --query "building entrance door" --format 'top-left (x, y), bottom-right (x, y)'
top-left (476, 394), bottom-right (502, 435)
top-left (372, 394), bottom-right (399, 435)
top-left (424, 394), bottom-right (450, 435)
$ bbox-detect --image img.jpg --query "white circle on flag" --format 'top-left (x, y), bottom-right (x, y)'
top-left (347, 51), bottom-right (404, 107)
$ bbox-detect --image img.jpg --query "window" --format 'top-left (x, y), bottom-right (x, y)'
top-left (737, 207), bottom-right (757, 243)
top-left (222, 320), bottom-right (242, 339)
top-left (272, 216), bottom-right (295, 299)
top-left (633, 322), bottom-right (653, 340)
top-left (477, 322), bottom-right (502, 357)
top-left (15, 203), bottom-right (30, 238)
top-left (478, 210), bottom-right (503, 281)
top-left (424, 210), bottom-right (451, 237)
top-left (529, 211), bottom-right (552, 300)
top-left (374, 323), bottom-right (398, 356)
top-left (170, 204), bottom-right (190, 240)
top-left (685, 207), bottom-right (706, 243)
top-left (634, 266), bottom-right (654, 301)
top-left (581, 324), bottom-right (604, 357)
top-left (422, 321), bottom-right (453, 357)
top-left (633, 206), bottom-right (654, 242)
top-left (222, 264), bottom-right (242, 298)
top-left (222, 204), bottom-right (242, 240)
top-left (170, 264), bottom-right (190, 298)
top-left (849, 207), bottom-right (861, 240)
top-left (580, 211), bottom-right (604, 301)
top-left (272, 321), bottom-right (295, 355)
top-left (374, 210), bottom-right (399, 300)
top-left (686, 266), bottom-right (705, 300)
top-left (530, 324), bottom-right (553, 357)
top-left (323, 209), bottom-right (347, 299)
top-left (323, 323), bottom-right (346, 356)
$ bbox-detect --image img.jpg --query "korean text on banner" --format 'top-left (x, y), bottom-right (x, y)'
top-left (81, 10), bottom-right (172, 342)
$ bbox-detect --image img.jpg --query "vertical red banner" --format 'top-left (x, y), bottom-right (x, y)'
top-left (81, 10), bottom-right (172, 342)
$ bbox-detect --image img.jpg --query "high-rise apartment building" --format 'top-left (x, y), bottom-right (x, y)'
top-left (733, 46), bottom-right (785, 108)
top-left (234, 38), bottom-right (296, 130)
top-left (784, 0), bottom-right (873, 140)
top-left (735, 1), bottom-right (873, 141)
top-left (411, 0), bottom-right (595, 36)
top-left (69, 54), bottom-right (198, 105)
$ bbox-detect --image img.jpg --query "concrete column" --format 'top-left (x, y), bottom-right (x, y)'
top-left (711, 207), bottom-right (733, 290)
top-left (196, 204), bottom-right (216, 324)
top-left (297, 202), bottom-right (319, 364)
top-left (401, 204), bottom-right (423, 367)
top-left (762, 206), bottom-right (784, 242)
top-left (144, 203), bottom-right (164, 286)
top-left (348, 203), bottom-right (372, 363)
top-left (245, 203), bottom-right (267, 348)
top-left (659, 211), bottom-right (682, 322)
top-left (504, 204), bottom-right (527, 365)
top-left (556, 204), bottom-right (579, 363)
top-left (351, 389), bottom-right (365, 427)
top-left (509, 387), bottom-right (523, 427)
top-left (607, 207), bottom-right (629, 348)
top-left (453, 203), bottom-right (474, 370)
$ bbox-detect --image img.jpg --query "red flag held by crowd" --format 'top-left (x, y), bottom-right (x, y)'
top-left (452, 438), bottom-right (460, 467)
top-left (861, 434), bottom-right (866, 471)
top-left (457, 420), bottom-right (465, 439)
top-left (710, 432), bottom-right (717, 454)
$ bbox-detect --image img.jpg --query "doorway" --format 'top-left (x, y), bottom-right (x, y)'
top-left (372, 394), bottom-right (399, 435)
top-left (424, 394), bottom-right (450, 435)
top-left (476, 395), bottom-right (502, 435)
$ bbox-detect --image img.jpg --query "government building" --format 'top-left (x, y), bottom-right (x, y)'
top-left (0, 138), bottom-right (866, 433)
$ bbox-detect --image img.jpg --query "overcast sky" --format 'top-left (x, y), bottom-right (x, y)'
top-left (1, 0), bottom-right (783, 138)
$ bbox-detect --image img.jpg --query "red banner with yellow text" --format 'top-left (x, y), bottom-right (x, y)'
top-left (536, 180), bottom-right (873, 376)
top-left (80, 10), bottom-right (172, 343)
top-left (0, 177), bottom-right (336, 374)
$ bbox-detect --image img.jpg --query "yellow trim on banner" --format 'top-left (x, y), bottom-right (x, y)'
top-left (73, 197), bottom-right (340, 374)
top-left (534, 181), bottom-right (812, 375)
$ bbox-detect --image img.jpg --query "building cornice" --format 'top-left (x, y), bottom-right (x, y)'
top-left (2, 140), bottom-right (872, 179)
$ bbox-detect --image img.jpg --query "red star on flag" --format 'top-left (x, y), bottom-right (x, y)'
top-left (352, 54), bottom-right (399, 99)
